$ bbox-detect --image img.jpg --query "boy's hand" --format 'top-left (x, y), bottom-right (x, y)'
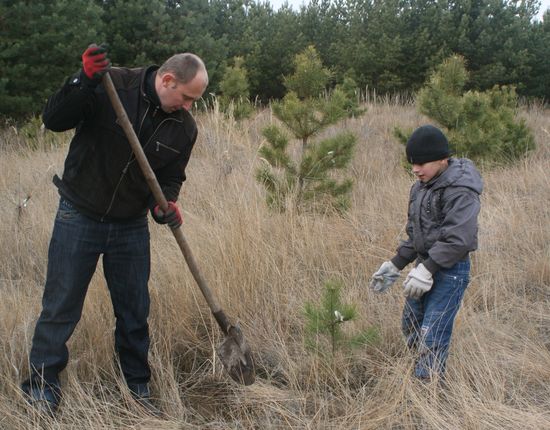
top-left (370, 261), bottom-right (400, 292)
top-left (151, 201), bottom-right (182, 229)
top-left (403, 263), bottom-right (433, 299)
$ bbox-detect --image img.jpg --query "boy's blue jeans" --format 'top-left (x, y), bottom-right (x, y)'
top-left (22, 198), bottom-right (151, 402)
top-left (402, 259), bottom-right (470, 380)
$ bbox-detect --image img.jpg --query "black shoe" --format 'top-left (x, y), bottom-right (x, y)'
top-left (22, 385), bottom-right (60, 417)
top-left (133, 395), bottom-right (163, 418)
top-left (129, 384), bottom-right (163, 418)
top-left (29, 399), bottom-right (58, 417)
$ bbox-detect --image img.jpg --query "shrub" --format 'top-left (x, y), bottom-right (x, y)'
top-left (409, 54), bottom-right (535, 164)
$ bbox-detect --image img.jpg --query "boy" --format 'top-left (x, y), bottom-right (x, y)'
top-left (370, 125), bottom-right (482, 381)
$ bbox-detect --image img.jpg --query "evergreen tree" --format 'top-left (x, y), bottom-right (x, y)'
top-left (208, 0), bottom-right (255, 59)
top-left (219, 56), bottom-right (253, 120)
top-left (297, 0), bottom-right (343, 69)
top-left (398, 0), bottom-right (449, 92)
top-left (445, 0), bottom-right (537, 91)
top-left (101, 0), bottom-right (175, 67)
top-left (164, 0), bottom-right (229, 94)
top-left (0, 0), bottom-right (104, 119)
top-left (335, 72), bottom-right (365, 118)
top-left (303, 279), bottom-right (379, 361)
top-left (1, 0), bottom-right (550, 120)
top-left (414, 54), bottom-right (535, 163)
top-left (245, 4), bottom-right (304, 101)
top-left (524, 14), bottom-right (550, 100)
top-left (256, 46), bottom-right (357, 212)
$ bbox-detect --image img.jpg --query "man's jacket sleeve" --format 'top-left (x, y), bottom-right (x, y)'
top-left (42, 71), bottom-right (98, 132)
top-left (152, 127), bottom-right (197, 205)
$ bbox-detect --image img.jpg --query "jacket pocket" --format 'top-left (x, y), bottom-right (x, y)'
top-left (143, 139), bottom-right (181, 169)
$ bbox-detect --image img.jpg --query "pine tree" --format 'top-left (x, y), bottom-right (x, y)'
top-left (303, 279), bottom-right (379, 361)
top-left (245, 3), bottom-right (304, 101)
top-left (102, 0), bottom-right (175, 67)
top-left (335, 72), bottom-right (365, 118)
top-left (256, 46), bottom-right (358, 212)
top-left (219, 56), bottom-right (253, 120)
top-left (412, 54), bottom-right (535, 163)
top-left (0, 0), bottom-right (104, 119)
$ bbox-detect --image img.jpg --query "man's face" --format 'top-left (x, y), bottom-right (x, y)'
top-left (411, 159), bottom-right (448, 183)
top-left (157, 72), bottom-right (206, 113)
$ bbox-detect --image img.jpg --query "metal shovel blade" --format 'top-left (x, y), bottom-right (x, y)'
top-left (216, 324), bottom-right (255, 386)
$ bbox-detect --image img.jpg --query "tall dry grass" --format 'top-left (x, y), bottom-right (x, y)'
top-left (0, 101), bottom-right (549, 429)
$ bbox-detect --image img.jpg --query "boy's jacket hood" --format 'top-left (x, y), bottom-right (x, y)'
top-left (429, 158), bottom-right (483, 195)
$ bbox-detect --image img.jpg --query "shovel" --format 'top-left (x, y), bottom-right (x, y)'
top-left (102, 72), bottom-right (254, 385)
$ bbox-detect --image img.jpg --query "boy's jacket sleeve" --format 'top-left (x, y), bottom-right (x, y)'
top-left (427, 187), bottom-right (480, 268)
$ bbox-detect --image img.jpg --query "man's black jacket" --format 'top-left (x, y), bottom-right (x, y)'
top-left (43, 66), bottom-right (198, 221)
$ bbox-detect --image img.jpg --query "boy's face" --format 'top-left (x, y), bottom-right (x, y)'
top-left (411, 159), bottom-right (448, 183)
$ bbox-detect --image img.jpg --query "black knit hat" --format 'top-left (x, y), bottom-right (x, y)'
top-left (406, 125), bottom-right (450, 164)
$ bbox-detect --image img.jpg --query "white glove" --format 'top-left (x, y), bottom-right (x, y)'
top-left (370, 261), bottom-right (400, 293)
top-left (403, 263), bottom-right (433, 299)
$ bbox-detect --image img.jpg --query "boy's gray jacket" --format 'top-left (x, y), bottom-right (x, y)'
top-left (391, 158), bottom-right (483, 274)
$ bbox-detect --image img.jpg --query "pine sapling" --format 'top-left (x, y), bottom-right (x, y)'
top-left (303, 279), bottom-right (379, 362)
top-left (219, 56), bottom-right (253, 120)
top-left (256, 46), bottom-right (359, 212)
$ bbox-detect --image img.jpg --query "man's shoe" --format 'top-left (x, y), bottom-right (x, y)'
top-left (133, 395), bottom-right (164, 418)
top-left (23, 385), bottom-right (60, 417)
top-left (129, 384), bottom-right (163, 418)
top-left (29, 399), bottom-right (58, 417)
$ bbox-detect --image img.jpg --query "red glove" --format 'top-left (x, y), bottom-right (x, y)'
top-left (152, 201), bottom-right (182, 229)
top-left (82, 43), bottom-right (110, 81)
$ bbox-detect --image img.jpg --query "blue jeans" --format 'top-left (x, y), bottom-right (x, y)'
top-left (22, 198), bottom-right (151, 400)
top-left (402, 259), bottom-right (470, 380)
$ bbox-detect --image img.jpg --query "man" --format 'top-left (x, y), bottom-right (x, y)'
top-left (22, 44), bottom-right (208, 415)
top-left (370, 125), bottom-right (482, 382)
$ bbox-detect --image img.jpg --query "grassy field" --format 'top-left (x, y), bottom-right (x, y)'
top-left (1, 100), bottom-right (549, 429)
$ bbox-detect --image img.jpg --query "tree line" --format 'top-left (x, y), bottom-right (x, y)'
top-left (1, 0), bottom-right (549, 120)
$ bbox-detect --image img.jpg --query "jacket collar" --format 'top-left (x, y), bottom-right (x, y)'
top-left (139, 65), bottom-right (185, 121)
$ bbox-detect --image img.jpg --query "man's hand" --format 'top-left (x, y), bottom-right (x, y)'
top-left (370, 261), bottom-right (400, 293)
top-left (82, 43), bottom-right (111, 81)
top-left (151, 201), bottom-right (182, 229)
top-left (403, 263), bottom-right (433, 299)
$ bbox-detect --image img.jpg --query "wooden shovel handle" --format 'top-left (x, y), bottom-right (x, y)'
top-left (102, 72), bottom-right (231, 333)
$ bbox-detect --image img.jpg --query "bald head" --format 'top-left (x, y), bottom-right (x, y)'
top-left (158, 53), bottom-right (208, 89)
top-left (155, 53), bottom-right (208, 112)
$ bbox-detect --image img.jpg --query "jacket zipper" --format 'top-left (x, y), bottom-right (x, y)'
top-left (101, 105), bottom-right (183, 221)
top-left (156, 141), bottom-right (181, 154)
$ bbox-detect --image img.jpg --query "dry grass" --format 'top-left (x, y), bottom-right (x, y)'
top-left (1, 101), bottom-right (549, 429)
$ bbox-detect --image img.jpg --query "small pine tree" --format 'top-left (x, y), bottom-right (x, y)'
top-left (219, 56), bottom-right (253, 121)
top-left (410, 54), bottom-right (535, 163)
top-left (256, 46), bottom-right (359, 212)
top-left (335, 71), bottom-right (365, 118)
top-left (283, 45), bottom-right (332, 100)
top-left (303, 279), bottom-right (379, 362)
